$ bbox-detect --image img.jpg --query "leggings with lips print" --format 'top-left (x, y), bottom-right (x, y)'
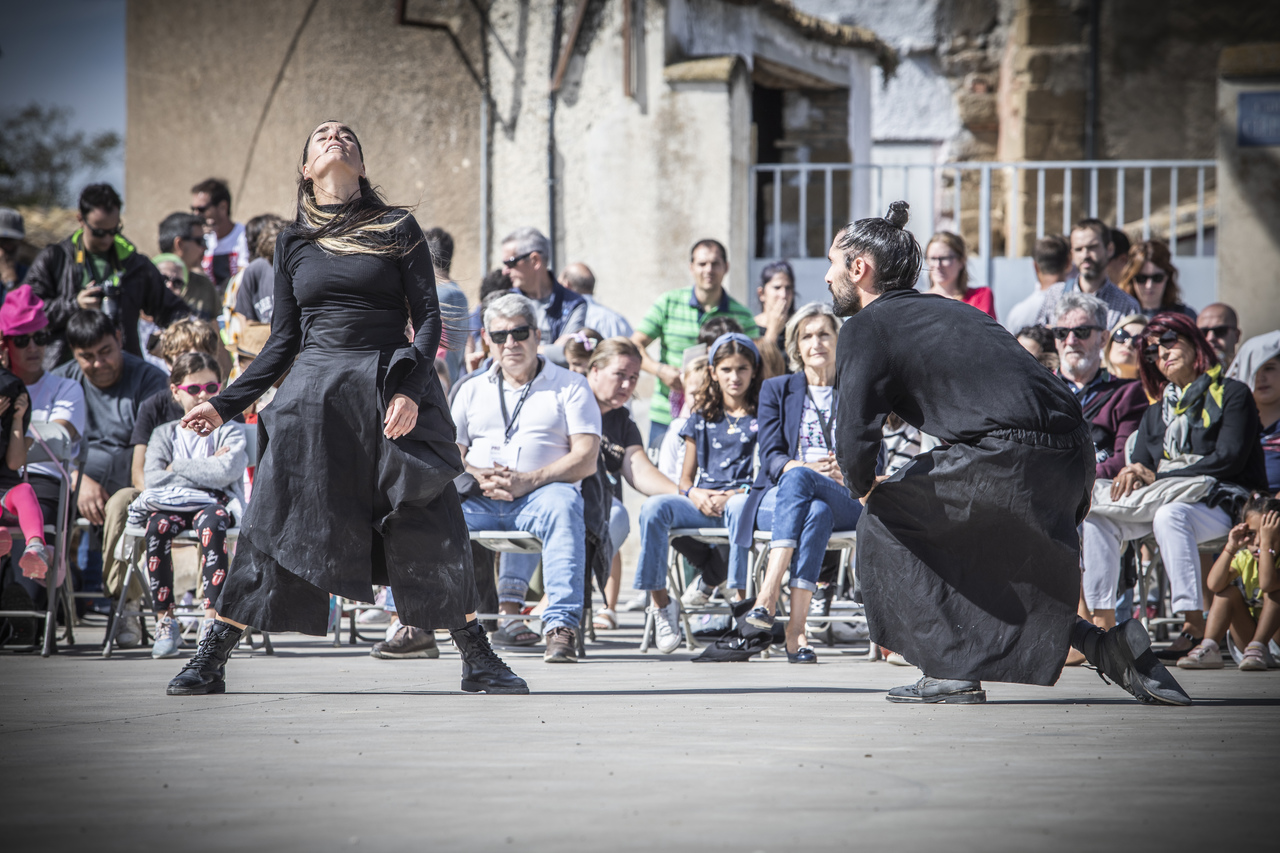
top-left (144, 505), bottom-right (231, 611)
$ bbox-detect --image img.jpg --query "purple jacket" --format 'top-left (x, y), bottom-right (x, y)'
top-left (1060, 370), bottom-right (1149, 479)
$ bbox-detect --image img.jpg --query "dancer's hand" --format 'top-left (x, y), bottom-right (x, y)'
top-left (182, 402), bottom-right (224, 437)
top-left (384, 393), bottom-right (418, 440)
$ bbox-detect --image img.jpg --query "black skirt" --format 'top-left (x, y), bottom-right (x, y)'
top-left (857, 425), bottom-right (1094, 686)
top-left (218, 338), bottom-right (478, 635)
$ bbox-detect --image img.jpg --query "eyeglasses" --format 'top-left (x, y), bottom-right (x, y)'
top-left (162, 274), bottom-right (185, 287)
top-left (1111, 328), bottom-right (1143, 346)
top-left (1142, 330), bottom-right (1182, 362)
top-left (926, 254), bottom-right (960, 265)
top-left (1198, 324), bottom-right (1236, 339)
top-left (488, 326), bottom-right (533, 345)
top-left (190, 204), bottom-right (211, 215)
top-left (181, 234), bottom-right (205, 245)
top-left (7, 331), bottom-right (51, 349)
top-left (175, 382), bottom-right (221, 395)
top-left (85, 223), bottom-right (122, 239)
top-left (1132, 273), bottom-right (1167, 285)
top-left (502, 251), bottom-right (535, 269)
top-left (1050, 325), bottom-right (1103, 341)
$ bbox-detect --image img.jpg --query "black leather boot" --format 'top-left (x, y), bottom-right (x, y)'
top-left (451, 621), bottom-right (529, 694)
top-left (166, 621), bottom-right (243, 696)
top-left (1078, 618), bottom-right (1191, 706)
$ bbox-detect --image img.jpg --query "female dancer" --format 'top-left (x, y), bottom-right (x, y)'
top-left (169, 120), bottom-right (526, 695)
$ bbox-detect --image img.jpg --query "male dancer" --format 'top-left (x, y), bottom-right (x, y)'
top-left (828, 202), bottom-right (1190, 706)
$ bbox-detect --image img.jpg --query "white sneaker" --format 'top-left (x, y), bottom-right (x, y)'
top-left (649, 600), bottom-right (684, 654)
top-left (1176, 642), bottom-right (1224, 669)
top-left (680, 578), bottom-right (712, 608)
top-left (832, 617), bottom-right (870, 642)
top-left (115, 604), bottom-right (142, 649)
top-left (620, 592), bottom-right (650, 612)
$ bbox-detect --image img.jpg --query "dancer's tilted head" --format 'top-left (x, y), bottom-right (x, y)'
top-left (825, 201), bottom-right (922, 315)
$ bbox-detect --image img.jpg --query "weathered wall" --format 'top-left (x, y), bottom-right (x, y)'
top-left (126, 0), bottom-right (484, 288)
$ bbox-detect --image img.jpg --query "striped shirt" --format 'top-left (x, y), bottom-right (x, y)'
top-left (636, 287), bottom-right (759, 425)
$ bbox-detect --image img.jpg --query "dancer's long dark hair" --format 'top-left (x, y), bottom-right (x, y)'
top-left (836, 201), bottom-right (922, 293)
top-left (293, 120), bottom-right (415, 257)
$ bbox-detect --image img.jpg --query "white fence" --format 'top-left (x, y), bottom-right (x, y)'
top-left (749, 160), bottom-right (1218, 325)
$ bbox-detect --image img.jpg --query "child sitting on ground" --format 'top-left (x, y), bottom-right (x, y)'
top-left (1178, 494), bottom-right (1280, 671)
top-left (129, 352), bottom-right (247, 659)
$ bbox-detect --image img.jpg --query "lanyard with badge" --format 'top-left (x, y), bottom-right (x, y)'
top-left (495, 359), bottom-right (544, 453)
top-left (804, 385), bottom-right (835, 451)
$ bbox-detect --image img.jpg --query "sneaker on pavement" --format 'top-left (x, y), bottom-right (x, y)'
top-left (543, 626), bottom-right (578, 663)
top-left (886, 676), bottom-right (986, 704)
top-left (1176, 642), bottom-right (1224, 670)
top-left (151, 614), bottom-right (183, 659)
top-left (371, 623), bottom-right (439, 659)
top-left (620, 592), bottom-right (649, 612)
top-left (115, 604), bottom-right (143, 649)
top-left (681, 577), bottom-right (713, 608)
top-left (1238, 645), bottom-right (1269, 671)
top-left (649, 600), bottom-right (683, 654)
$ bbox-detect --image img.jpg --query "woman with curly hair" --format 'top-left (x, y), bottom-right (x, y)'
top-left (1116, 239), bottom-right (1197, 319)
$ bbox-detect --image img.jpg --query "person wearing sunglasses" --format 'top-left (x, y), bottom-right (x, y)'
top-left (155, 213), bottom-right (220, 321)
top-left (0, 286), bottom-right (87, 625)
top-left (170, 120), bottom-right (526, 696)
top-left (1081, 312), bottom-right (1268, 661)
top-left (1117, 239), bottom-right (1197, 320)
top-left (498, 226), bottom-right (587, 366)
top-left (22, 183), bottom-right (189, 369)
top-left (1196, 302), bottom-right (1242, 366)
top-left (1035, 218), bottom-right (1141, 332)
top-left (1102, 313), bottom-right (1149, 383)
top-left (129, 352), bottom-right (246, 659)
top-left (190, 178), bottom-right (249, 294)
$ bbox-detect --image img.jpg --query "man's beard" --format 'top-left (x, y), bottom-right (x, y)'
top-left (830, 271), bottom-right (861, 317)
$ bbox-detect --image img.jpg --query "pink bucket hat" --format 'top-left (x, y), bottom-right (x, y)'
top-left (0, 285), bottom-right (49, 336)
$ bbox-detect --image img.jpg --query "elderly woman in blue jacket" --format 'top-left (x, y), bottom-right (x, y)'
top-left (722, 303), bottom-right (861, 662)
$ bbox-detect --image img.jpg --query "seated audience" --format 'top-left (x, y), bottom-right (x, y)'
top-left (926, 232), bottom-right (995, 319)
top-left (0, 207), bottom-right (29, 289)
top-left (723, 304), bottom-right (859, 663)
top-left (634, 333), bottom-right (762, 653)
top-left (229, 214), bottom-right (286, 325)
top-left (1103, 313), bottom-right (1148, 382)
top-left (1177, 496), bottom-right (1279, 670)
top-left (464, 270), bottom-right (518, 375)
top-left (24, 183), bottom-right (189, 367)
top-left (0, 287), bottom-right (85, 610)
top-left (1226, 331), bottom-right (1280, 494)
top-left (582, 338), bottom-right (679, 629)
top-left (132, 352), bottom-right (246, 659)
top-left (499, 227), bottom-right (586, 362)
top-left (753, 260), bottom-right (796, 379)
top-left (424, 227), bottom-right (470, 382)
top-left (1016, 325), bottom-right (1059, 371)
top-left (560, 263), bottom-right (633, 340)
top-left (1036, 218), bottom-right (1142, 330)
top-left (1104, 227), bottom-right (1132, 286)
top-left (1006, 234), bottom-right (1069, 333)
top-left (1116, 240), bottom-right (1196, 319)
top-left (191, 178), bottom-right (249, 293)
top-left (1197, 302), bottom-right (1242, 366)
top-left (450, 294), bottom-right (601, 663)
top-left (156, 212), bottom-right (220, 319)
top-left (1052, 293), bottom-right (1148, 481)
top-left (657, 356), bottom-right (707, 483)
top-left (632, 239), bottom-right (759, 449)
top-left (1080, 313), bottom-right (1267, 654)
top-left (564, 328), bottom-right (605, 374)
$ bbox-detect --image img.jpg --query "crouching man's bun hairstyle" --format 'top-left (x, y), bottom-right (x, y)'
top-left (835, 200), bottom-right (922, 294)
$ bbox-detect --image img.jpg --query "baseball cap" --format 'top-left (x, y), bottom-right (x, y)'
top-left (0, 208), bottom-right (25, 241)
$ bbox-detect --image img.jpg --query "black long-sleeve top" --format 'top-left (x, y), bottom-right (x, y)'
top-left (1129, 377), bottom-right (1267, 492)
top-left (834, 288), bottom-right (1083, 495)
top-left (212, 210), bottom-right (440, 422)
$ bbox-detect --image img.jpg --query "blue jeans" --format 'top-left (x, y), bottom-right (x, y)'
top-left (738, 467), bottom-right (862, 592)
top-left (634, 494), bottom-right (725, 591)
top-left (724, 490), bottom-right (771, 591)
top-left (609, 497), bottom-right (630, 561)
top-left (460, 482), bottom-right (585, 631)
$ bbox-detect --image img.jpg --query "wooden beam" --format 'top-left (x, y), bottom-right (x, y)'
top-left (551, 0), bottom-right (591, 93)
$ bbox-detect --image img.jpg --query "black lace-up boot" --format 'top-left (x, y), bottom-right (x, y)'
top-left (1073, 617), bottom-right (1191, 706)
top-left (451, 621), bottom-right (530, 694)
top-left (166, 621), bottom-right (243, 696)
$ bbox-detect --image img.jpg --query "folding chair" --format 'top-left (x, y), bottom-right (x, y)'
top-left (0, 423), bottom-right (85, 656)
top-left (1133, 532), bottom-right (1230, 641)
top-left (640, 527), bottom-right (737, 653)
top-left (101, 521), bottom-right (271, 657)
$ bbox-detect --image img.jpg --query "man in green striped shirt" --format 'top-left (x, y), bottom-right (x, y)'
top-left (631, 239), bottom-right (760, 448)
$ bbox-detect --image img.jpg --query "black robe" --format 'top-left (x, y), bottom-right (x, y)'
top-left (208, 212), bottom-right (477, 635)
top-left (835, 289), bottom-right (1093, 685)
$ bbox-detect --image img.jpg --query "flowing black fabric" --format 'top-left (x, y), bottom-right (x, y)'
top-left (835, 289), bottom-right (1093, 685)
top-left (209, 212), bottom-right (477, 634)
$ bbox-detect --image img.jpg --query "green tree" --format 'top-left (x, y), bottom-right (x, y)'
top-left (0, 103), bottom-right (121, 208)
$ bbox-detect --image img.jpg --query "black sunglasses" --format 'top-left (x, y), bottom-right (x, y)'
top-left (1142, 330), bottom-right (1182, 362)
top-left (502, 251), bottom-right (535, 269)
top-left (1050, 325), bottom-right (1103, 341)
top-left (8, 331), bottom-right (52, 349)
top-left (162, 274), bottom-right (185, 287)
top-left (175, 382), bottom-right (221, 395)
top-left (85, 223), bottom-right (122, 239)
top-left (181, 234), bottom-right (205, 245)
top-left (489, 326), bottom-right (533, 345)
top-left (1111, 328), bottom-right (1143, 345)
top-left (1132, 272), bottom-right (1167, 285)
top-left (1198, 324), bottom-right (1236, 339)
top-left (190, 204), bottom-right (211, 215)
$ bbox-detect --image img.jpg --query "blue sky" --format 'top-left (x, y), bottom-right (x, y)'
top-left (0, 0), bottom-right (127, 199)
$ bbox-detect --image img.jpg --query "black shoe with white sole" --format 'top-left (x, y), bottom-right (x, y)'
top-left (1085, 619), bottom-right (1192, 706)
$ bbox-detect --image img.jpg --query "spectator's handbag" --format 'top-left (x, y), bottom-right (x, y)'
top-left (1088, 454), bottom-right (1214, 524)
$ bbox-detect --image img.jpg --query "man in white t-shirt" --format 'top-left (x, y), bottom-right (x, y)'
top-left (451, 293), bottom-right (601, 663)
top-left (1005, 234), bottom-right (1069, 333)
top-left (191, 178), bottom-right (248, 295)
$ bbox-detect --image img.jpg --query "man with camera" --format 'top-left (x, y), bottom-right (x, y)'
top-left (23, 183), bottom-right (189, 369)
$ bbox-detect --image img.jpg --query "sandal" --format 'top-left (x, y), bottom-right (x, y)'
top-left (592, 608), bottom-right (618, 631)
top-left (490, 621), bottom-right (541, 648)
top-left (1155, 630), bottom-right (1202, 661)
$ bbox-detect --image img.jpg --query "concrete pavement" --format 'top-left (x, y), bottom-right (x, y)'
top-left (2, 618), bottom-right (1277, 853)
